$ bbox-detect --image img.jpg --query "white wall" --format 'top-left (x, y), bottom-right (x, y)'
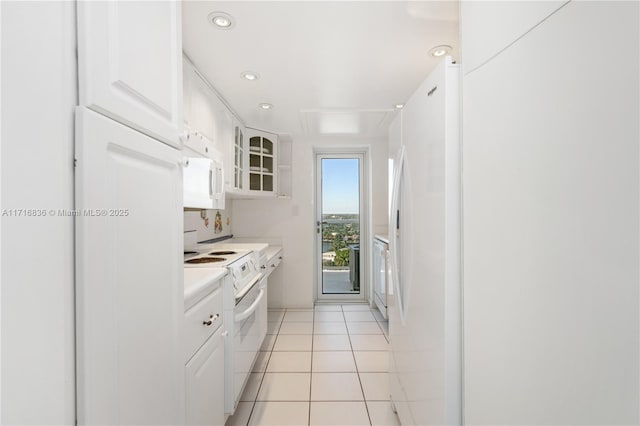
top-left (232, 134), bottom-right (388, 308)
top-left (1, 1), bottom-right (77, 424)
top-left (461, 1), bottom-right (639, 424)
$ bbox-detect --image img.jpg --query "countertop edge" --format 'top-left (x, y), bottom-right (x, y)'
top-left (184, 268), bottom-right (228, 311)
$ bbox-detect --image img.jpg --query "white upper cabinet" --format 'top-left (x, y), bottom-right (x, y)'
top-left (77, 1), bottom-right (183, 148)
top-left (183, 58), bottom-right (233, 152)
top-left (246, 128), bottom-right (278, 195)
top-left (226, 117), bottom-right (247, 193)
top-left (276, 135), bottom-right (292, 198)
top-left (183, 56), bottom-right (233, 159)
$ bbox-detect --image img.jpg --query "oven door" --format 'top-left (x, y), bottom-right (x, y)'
top-left (232, 277), bottom-right (266, 406)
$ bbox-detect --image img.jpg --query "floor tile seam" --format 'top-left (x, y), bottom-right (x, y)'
top-left (308, 398), bottom-right (367, 402)
top-left (241, 368), bottom-right (266, 404)
top-left (246, 353), bottom-right (271, 426)
top-left (309, 315), bottom-right (315, 417)
top-left (370, 310), bottom-right (390, 343)
top-left (309, 297), bottom-right (315, 426)
top-left (254, 398), bottom-right (313, 402)
top-left (244, 399), bottom-right (258, 426)
top-left (252, 397), bottom-right (389, 403)
top-left (346, 330), bottom-right (390, 418)
top-left (346, 326), bottom-right (369, 406)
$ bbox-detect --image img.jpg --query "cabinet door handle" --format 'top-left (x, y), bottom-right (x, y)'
top-left (209, 168), bottom-right (213, 197)
top-left (203, 313), bottom-right (219, 326)
top-left (260, 265), bottom-right (266, 269)
top-left (271, 264), bottom-right (276, 268)
top-left (278, 256), bottom-right (282, 260)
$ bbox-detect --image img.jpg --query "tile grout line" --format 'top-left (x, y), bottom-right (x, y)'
top-left (248, 306), bottom-right (389, 425)
top-left (308, 308), bottom-right (314, 426)
top-left (245, 310), bottom-right (283, 426)
top-left (345, 305), bottom-right (374, 425)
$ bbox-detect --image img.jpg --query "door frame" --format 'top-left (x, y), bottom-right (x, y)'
top-left (313, 147), bottom-right (371, 303)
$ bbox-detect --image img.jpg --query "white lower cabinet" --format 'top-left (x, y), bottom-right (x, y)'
top-left (186, 327), bottom-right (225, 426)
top-left (184, 273), bottom-right (228, 425)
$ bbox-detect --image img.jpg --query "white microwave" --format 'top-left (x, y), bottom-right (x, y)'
top-left (183, 133), bottom-right (225, 210)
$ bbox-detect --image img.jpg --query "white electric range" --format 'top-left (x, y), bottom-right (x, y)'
top-left (183, 242), bottom-right (267, 416)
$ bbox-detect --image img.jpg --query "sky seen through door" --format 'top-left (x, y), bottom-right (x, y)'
top-left (321, 158), bottom-right (359, 214)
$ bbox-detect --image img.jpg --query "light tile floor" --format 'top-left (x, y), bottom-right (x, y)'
top-left (226, 304), bottom-right (399, 426)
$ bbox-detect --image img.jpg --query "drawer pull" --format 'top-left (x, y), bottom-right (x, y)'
top-left (260, 265), bottom-right (266, 269)
top-left (203, 313), bottom-right (219, 326)
top-left (271, 264), bottom-right (276, 268)
top-left (278, 256), bottom-right (282, 260)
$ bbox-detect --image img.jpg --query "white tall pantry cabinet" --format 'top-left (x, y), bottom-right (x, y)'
top-left (75, 2), bottom-right (185, 424)
top-left (75, 110), bottom-right (184, 425)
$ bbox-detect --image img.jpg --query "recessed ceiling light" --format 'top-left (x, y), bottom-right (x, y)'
top-left (258, 103), bottom-right (273, 110)
top-left (395, 104), bottom-right (404, 109)
top-left (208, 12), bottom-right (234, 30)
top-left (241, 71), bottom-right (260, 81)
top-left (429, 45), bottom-right (452, 57)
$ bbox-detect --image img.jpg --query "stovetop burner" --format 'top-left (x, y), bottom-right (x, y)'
top-left (208, 250), bottom-right (236, 256)
top-left (185, 257), bottom-right (226, 264)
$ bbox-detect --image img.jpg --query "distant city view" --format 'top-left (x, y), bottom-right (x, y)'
top-left (321, 213), bottom-right (360, 267)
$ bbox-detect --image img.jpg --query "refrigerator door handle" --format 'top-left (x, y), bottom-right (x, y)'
top-left (389, 146), bottom-right (407, 325)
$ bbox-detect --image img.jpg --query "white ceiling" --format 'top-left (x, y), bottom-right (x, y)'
top-left (182, 1), bottom-right (459, 137)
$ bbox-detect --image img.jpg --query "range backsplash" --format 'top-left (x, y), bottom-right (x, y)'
top-left (183, 203), bottom-right (232, 242)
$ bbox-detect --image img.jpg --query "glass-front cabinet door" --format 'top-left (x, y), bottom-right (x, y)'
top-left (246, 128), bottom-right (277, 194)
top-left (225, 117), bottom-right (246, 194)
top-left (234, 124), bottom-right (244, 191)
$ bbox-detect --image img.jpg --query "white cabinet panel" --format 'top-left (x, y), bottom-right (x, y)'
top-left (75, 108), bottom-right (184, 425)
top-left (78, 1), bottom-right (183, 148)
top-left (462, 1), bottom-right (639, 424)
top-left (183, 57), bottom-right (233, 155)
top-left (209, 81), bottom-right (234, 154)
top-left (460, 0), bottom-right (566, 73)
top-left (185, 328), bottom-right (225, 426)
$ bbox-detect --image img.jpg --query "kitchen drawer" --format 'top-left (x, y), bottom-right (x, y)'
top-left (184, 286), bottom-right (223, 362)
top-left (264, 250), bottom-right (283, 276)
top-left (268, 253), bottom-right (282, 270)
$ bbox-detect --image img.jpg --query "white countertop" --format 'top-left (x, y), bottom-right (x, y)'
top-left (183, 242), bottom-right (278, 309)
top-left (265, 246), bottom-right (283, 263)
top-left (183, 267), bottom-right (227, 311)
top-left (212, 242), bottom-right (269, 258)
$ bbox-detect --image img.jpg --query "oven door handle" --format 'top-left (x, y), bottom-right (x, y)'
top-left (234, 274), bottom-right (264, 304)
top-left (235, 287), bottom-right (265, 322)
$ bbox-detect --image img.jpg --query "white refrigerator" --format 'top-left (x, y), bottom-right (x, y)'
top-left (388, 56), bottom-right (462, 426)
